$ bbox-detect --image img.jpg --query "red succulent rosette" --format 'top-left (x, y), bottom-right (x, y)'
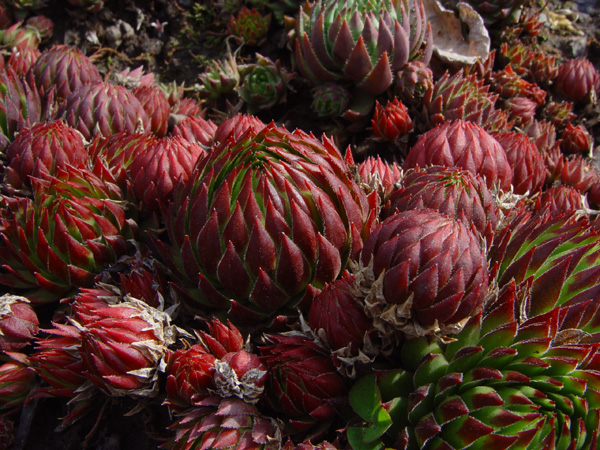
top-left (4, 120), bottom-right (88, 189)
top-left (259, 333), bottom-right (347, 431)
top-left (31, 44), bottom-right (102, 101)
top-left (386, 165), bottom-right (499, 246)
top-left (494, 130), bottom-right (545, 195)
top-left (357, 208), bottom-right (489, 343)
top-left (164, 344), bottom-right (216, 411)
top-left (156, 119), bottom-right (376, 325)
top-left (371, 98), bottom-right (412, 140)
top-left (78, 297), bottom-right (178, 397)
top-left (403, 120), bottom-right (513, 191)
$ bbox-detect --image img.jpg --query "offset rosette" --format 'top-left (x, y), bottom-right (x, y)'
top-left (0, 168), bottom-right (133, 303)
top-left (294, 0), bottom-right (432, 95)
top-left (158, 119), bottom-right (376, 325)
top-left (347, 283), bottom-right (600, 449)
top-left (357, 209), bottom-right (488, 342)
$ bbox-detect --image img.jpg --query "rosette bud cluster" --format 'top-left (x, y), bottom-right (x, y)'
top-left (533, 185), bottom-right (587, 217)
top-left (356, 209), bottom-right (489, 343)
top-left (57, 81), bottom-right (151, 140)
top-left (372, 98), bottom-right (412, 140)
top-left (394, 60), bottom-right (434, 104)
top-left (0, 68), bottom-right (43, 150)
top-left (494, 130), bottom-right (545, 195)
top-left (4, 120), bottom-right (88, 189)
top-left (228, 6), bottom-right (271, 46)
top-left (0, 353), bottom-right (34, 412)
top-left (560, 123), bottom-right (592, 155)
top-left (555, 57), bottom-right (600, 103)
top-left (31, 45), bottom-right (102, 101)
top-left (170, 116), bottom-right (217, 149)
top-left (294, 0), bottom-right (432, 95)
top-left (356, 155), bottom-right (402, 203)
top-left (403, 120), bottom-right (513, 191)
top-left (126, 136), bottom-right (206, 217)
top-left (310, 83), bottom-right (350, 118)
top-left (239, 54), bottom-right (292, 112)
top-left (259, 333), bottom-right (347, 431)
top-left (0, 168), bottom-right (133, 302)
top-left (385, 166), bottom-right (498, 246)
top-left (197, 53), bottom-right (240, 100)
top-left (77, 297), bottom-right (178, 397)
top-left (165, 397), bottom-right (282, 450)
top-left (157, 120), bottom-right (376, 325)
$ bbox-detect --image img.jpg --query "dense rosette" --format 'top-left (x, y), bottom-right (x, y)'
top-left (294, 0), bottom-right (432, 95)
top-left (347, 282), bottom-right (600, 449)
top-left (358, 209), bottom-right (489, 340)
top-left (489, 210), bottom-right (600, 318)
top-left (385, 165), bottom-right (499, 246)
top-left (403, 120), bottom-right (513, 191)
top-left (0, 168), bottom-right (133, 302)
top-left (158, 120), bottom-right (376, 324)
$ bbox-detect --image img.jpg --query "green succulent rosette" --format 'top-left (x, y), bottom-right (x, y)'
top-left (347, 282), bottom-right (600, 449)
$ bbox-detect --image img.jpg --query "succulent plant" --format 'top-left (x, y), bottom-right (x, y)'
top-left (501, 96), bottom-right (537, 126)
top-left (294, 0), bottom-right (432, 96)
top-left (1, 22), bottom-right (41, 49)
top-left (31, 45), bottom-right (102, 101)
top-left (385, 166), bottom-right (499, 246)
top-left (197, 53), bottom-right (241, 100)
top-left (4, 119), bottom-right (88, 189)
top-left (6, 47), bottom-right (41, 76)
top-left (25, 15), bottom-right (54, 41)
top-left (347, 282), bottom-right (600, 449)
top-left (126, 136), bottom-right (206, 218)
top-left (165, 397), bottom-right (282, 450)
top-left (131, 85), bottom-right (170, 137)
top-left (424, 70), bottom-right (508, 132)
top-left (164, 344), bottom-right (217, 411)
top-left (533, 185), bottom-right (588, 217)
top-left (403, 120), bottom-right (513, 191)
top-left (493, 130), bottom-right (545, 195)
top-left (0, 168), bottom-right (134, 303)
top-left (489, 210), bottom-right (600, 315)
top-left (238, 54), bottom-right (293, 112)
top-left (0, 67), bottom-right (44, 150)
top-left (543, 100), bottom-right (577, 130)
top-left (170, 115), bottom-right (218, 149)
top-left (57, 81), bottom-right (151, 140)
top-left (308, 273), bottom-right (371, 356)
top-left (555, 57), bottom-right (600, 104)
top-left (0, 353), bottom-right (34, 412)
top-left (394, 60), bottom-right (434, 104)
top-left (259, 332), bottom-right (348, 432)
top-left (29, 322), bottom-right (87, 398)
top-left (0, 294), bottom-right (38, 353)
top-left (371, 98), bottom-right (412, 140)
top-left (355, 209), bottom-right (489, 343)
top-left (356, 155), bottom-right (403, 204)
top-left (228, 6), bottom-right (272, 46)
top-left (76, 296), bottom-right (178, 397)
top-left (89, 131), bottom-right (157, 192)
top-left (156, 119), bottom-right (376, 325)
top-left (560, 123), bottom-right (592, 156)
top-left (310, 83), bottom-right (351, 118)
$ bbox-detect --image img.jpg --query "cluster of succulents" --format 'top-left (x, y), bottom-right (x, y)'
top-left (0, 0), bottom-right (599, 449)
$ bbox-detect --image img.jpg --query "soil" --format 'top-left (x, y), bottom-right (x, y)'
top-left (3, 0), bottom-right (600, 448)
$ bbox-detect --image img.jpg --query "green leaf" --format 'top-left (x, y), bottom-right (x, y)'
top-left (350, 374), bottom-right (383, 421)
top-left (347, 427), bottom-right (387, 450)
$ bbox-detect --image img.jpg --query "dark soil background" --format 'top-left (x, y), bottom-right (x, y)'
top-left (4, 0), bottom-right (600, 448)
